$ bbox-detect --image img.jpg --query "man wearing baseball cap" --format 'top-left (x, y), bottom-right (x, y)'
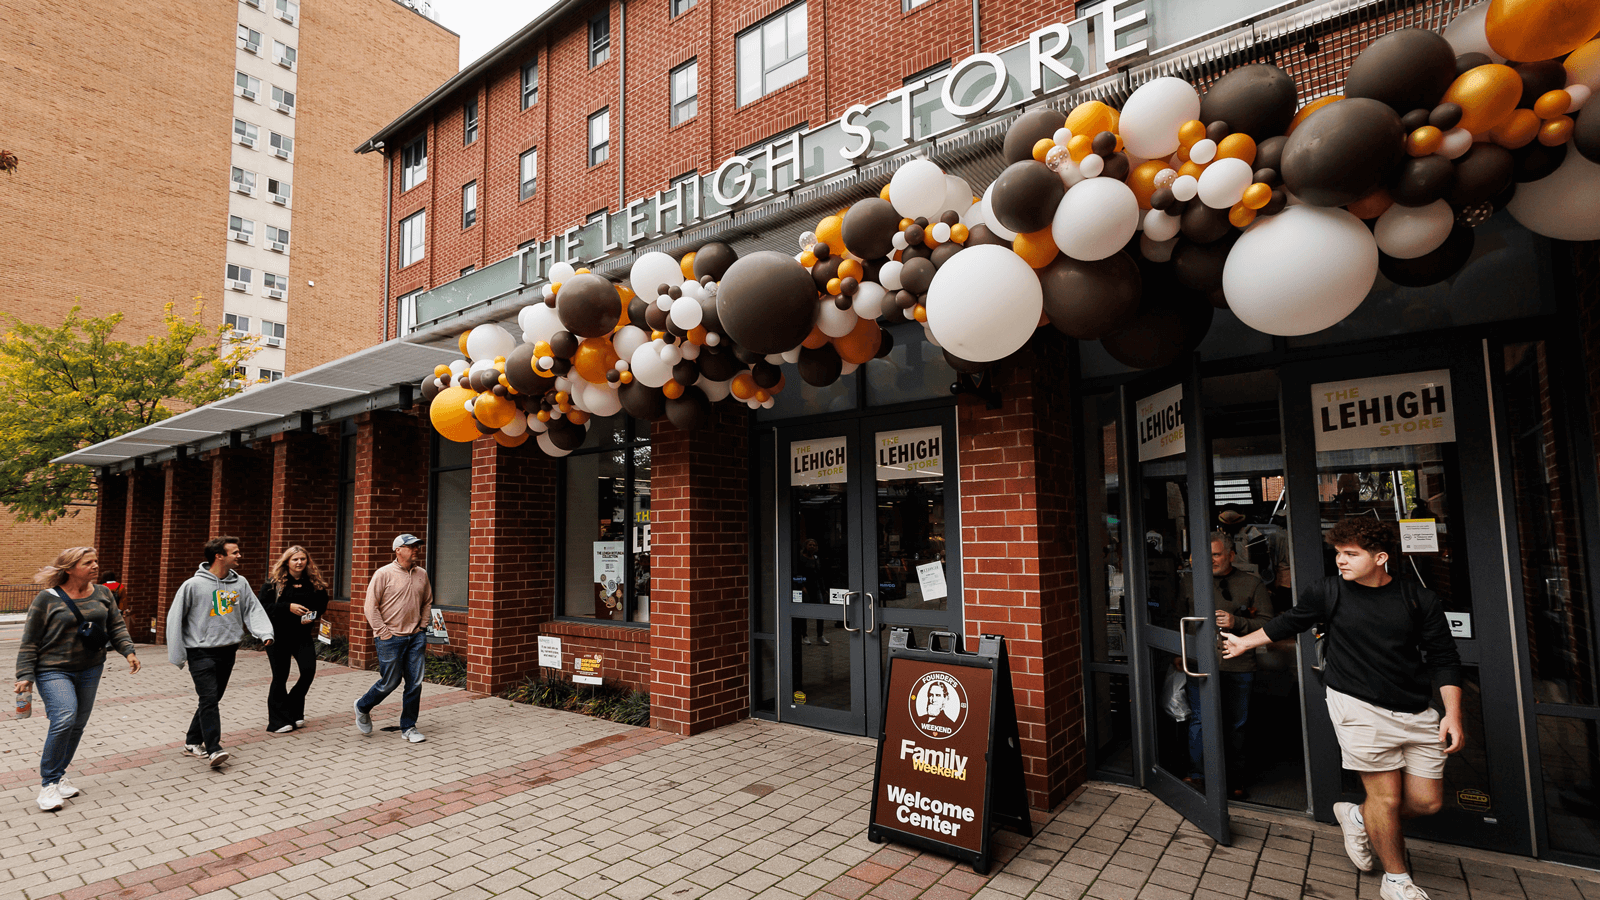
top-left (353, 534), bottom-right (433, 743)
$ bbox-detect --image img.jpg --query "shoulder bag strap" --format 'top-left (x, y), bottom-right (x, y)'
top-left (53, 587), bottom-right (87, 626)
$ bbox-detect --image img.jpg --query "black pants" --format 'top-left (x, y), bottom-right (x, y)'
top-left (266, 637), bottom-right (317, 730)
top-left (185, 645), bottom-right (238, 754)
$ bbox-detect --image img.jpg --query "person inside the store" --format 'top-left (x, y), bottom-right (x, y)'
top-left (1186, 532), bottom-right (1273, 799)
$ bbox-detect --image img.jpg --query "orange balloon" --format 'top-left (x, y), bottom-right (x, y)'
top-left (731, 371), bottom-right (757, 401)
top-left (1216, 133), bottom-right (1257, 166)
top-left (1534, 89), bottom-right (1572, 119)
top-left (800, 250), bottom-right (818, 268)
top-left (679, 253), bottom-right (696, 280)
top-left (1539, 115), bottom-right (1575, 146)
top-left (1032, 139), bottom-right (1056, 162)
top-left (912, 304), bottom-right (928, 323)
top-left (494, 430), bottom-right (530, 448)
top-left (1405, 126), bottom-right (1443, 157)
top-left (879, 183), bottom-right (893, 202)
top-left (661, 381), bottom-right (684, 400)
top-left (1012, 228), bottom-right (1059, 269)
top-left (1178, 119), bottom-right (1207, 147)
top-left (573, 336), bottom-right (617, 384)
top-left (1067, 134), bottom-right (1094, 162)
top-left (1346, 187), bottom-right (1394, 220)
top-left (837, 258), bottom-right (864, 281)
top-left (950, 223), bottom-right (969, 243)
top-left (687, 325), bottom-right (708, 344)
top-left (816, 215), bottom-right (845, 251)
top-left (617, 371), bottom-right (632, 384)
top-left (755, 389), bottom-right (771, 403)
top-left (566, 410), bottom-right (590, 426)
top-left (1228, 204), bottom-right (1257, 229)
top-left (430, 387), bottom-right (480, 443)
top-left (826, 277), bottom-right (842, 296)
top-left (1242, 183), bottom-right (1272, 210)
top-left (457, 331), bottom-right (471, 357)
top-left (802, 325), bottom-right (830, 349)
top-left (1065, 101), bottom-right (1117, 139)
top-left (473, 392), bottom-right (517, 430)
top-left (1288, 95), bottom-right (1342, 135)
top-left (1485, 0), bottom-right (1600, 64)
top-left (1178, 160), bottom-right (1206, 181)
top-left (433, 364), bottom-right (451, 378)
top-left (833, 317), bottom-right (883, 365)
top-left (1126, 160), bottom-right (1167, 209)
top-left (1443, 65), bottom-right (1522, 135)
top-left (1491, 108), bottom-right (1541, 148)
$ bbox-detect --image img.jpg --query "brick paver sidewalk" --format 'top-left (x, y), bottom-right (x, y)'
top-left (1, 640), bottom-right (1595, 900)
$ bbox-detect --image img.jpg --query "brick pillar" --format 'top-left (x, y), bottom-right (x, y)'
top-left (268, 431), bottom-right (339, 587)
top-left (94, 470), bottom-right (128, 576)
top-left (956, 330), bottom-right (1084, 810)
top-left (155, 459), bottom-right (211, 643)
top-left (348, 410), bottom-right (431, 670)
top-left (650, 404), bottom-right (751, 735)
top-left (207, 448), bottom-right (272, 583)
top-left (465, 438), bottom-right (558, 694)
top-left (121, 467), bottom-right (166, 643)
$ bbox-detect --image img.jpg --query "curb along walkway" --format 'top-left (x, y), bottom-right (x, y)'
top-left (1, 640), bottom-right (1596, 900)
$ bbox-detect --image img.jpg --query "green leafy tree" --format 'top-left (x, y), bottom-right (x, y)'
top-left (0, 299), bottom-right (257, 522)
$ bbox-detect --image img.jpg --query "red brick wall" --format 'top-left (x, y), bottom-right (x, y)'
top-left (957, 330), bottom-right (1084, 810)
top-left (541, 620), bottom-right (653, 692)
top-left (208, 448), bottom-right (274, 583)
top-left (120, 469), bottom-right (167, 643)
top-left (650, 404), bottom-right (751, 734)
top-left (156, 460), bottom-right (212, 642)
top-left (93, 474), bottom-right (128, 580)
top-left (347, 410), bottom-right (432, 669)
top-left (268, 430), bottom-right (341, 577)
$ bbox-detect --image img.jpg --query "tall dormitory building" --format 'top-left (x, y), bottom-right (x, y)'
top-left (0, 0), bottom-right (458, 580)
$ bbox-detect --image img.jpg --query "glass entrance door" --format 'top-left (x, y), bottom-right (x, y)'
top-left (776, 409), bottom-right (961, 736)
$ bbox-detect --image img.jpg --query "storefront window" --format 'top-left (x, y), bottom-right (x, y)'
top-left (560, 414), bottom-right (650, 623)
top-left (865, 322), bottom-right (959, 406)
top-left (428, 437), bottom-right (471, 609)
top-left (1082, 391), bottom-right (1133, 775)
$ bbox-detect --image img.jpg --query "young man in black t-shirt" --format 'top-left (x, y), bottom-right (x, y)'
top-left (1222, 518), bottom-right (1463, 900)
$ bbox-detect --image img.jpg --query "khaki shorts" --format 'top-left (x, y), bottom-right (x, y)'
top-left (1325, 688), bottom-right (1448, 780)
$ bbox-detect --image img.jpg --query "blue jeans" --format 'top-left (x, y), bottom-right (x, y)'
top-left (357, 631), bottom-right (425, 730)
top-left (1186, 671), bottom-right (1254, 786)
top-left (36, 665), bottom-right (104, 787)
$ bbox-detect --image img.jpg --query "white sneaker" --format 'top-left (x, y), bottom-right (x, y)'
top-left (355, 700), bottom-right (372, 735)
top-left (209, 749), bottom-right (230, 768)
top-left (36, 784), bottom-right (63, 812)
top-left (294, 720), bottom-right (305, 728)
top-left (1333, 801), bottom-right (1376, 872)
top-left (1380, 877), bottom-right (1431, 900)
top-left (801, 635), bottom-right (811, 644)
top-left (55, 776), bottom-right (79, 799)
top-left (401, 727), bottom-right (426, 743)
top-left (183, 743), bottom-right (208, 759)
top-left (272, 724), bottom-right (294, 734)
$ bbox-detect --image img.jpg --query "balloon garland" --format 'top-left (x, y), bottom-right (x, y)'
top-left (423, 0), bottom-right (1600, 452)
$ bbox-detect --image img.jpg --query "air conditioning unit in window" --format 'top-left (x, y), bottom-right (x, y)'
top-left (243, 41), bottom-right (260, 55)
top-left (272, 146), bottom-right (291, 160)
top-left (272, 101), bottom-right (294, 115)
top-left (264, 335), bottom-right (284, 347)
top-left (244, 0), bottom-right (260, 7)
top-left (278, 9), bottom-right (296, 24)
top-left (227, 279), bottom-right (250, 293)
top-left (275, 55), bottom-right (294, 69)
top-left (265, 288), bottom-right (286, 300)
top-left (270, 192), bottom-right (289, 205)
top-left (231, 182), bottom-right (253, 196)
top-left (240, 88), bottom-right (257, 102)
top-left (237, 134), bottom-right (256, 149)
top-left (229, 229), bottom-right (251, 243)
top-left (268, 240), bottom-right (287, 253)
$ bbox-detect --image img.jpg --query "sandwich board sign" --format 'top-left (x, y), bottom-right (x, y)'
top-left (867, 630), bottom-right (1031, 874)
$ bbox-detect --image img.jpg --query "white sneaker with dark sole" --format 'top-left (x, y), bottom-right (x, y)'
top-left (209, 749), bottom-right (230, 768)
top-left (55, 776), bottom-right (80, 799)
top-left (272, 725), bottom-right (294, 733)
top-left (1380, 878), bottom-right (1431, 900)
top-left (355, 700), bottom-right (372, 735)
top-left (183, 743), bottom-right (208, 759)
top-left (36, 784), bottom-right (63, 812)
top-left (401, 727), bottom-right (426, 743)
top-left (1333, 801), bottom-right (1376, 872)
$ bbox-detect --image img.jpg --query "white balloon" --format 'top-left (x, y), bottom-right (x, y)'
top-left (840, 361), bottom-right (860, 376)
top-left (612, 325), bottom-right (648, 363)
top-left (959, 200), bottom-right (986, 229)
top-left (468, 358), bottom-right (498, 379)
top-left (529, 415), bottom-right (549, 433)
top-left (1052, 127), bottom-right (1073, 146)
top-left (1374, 200), bottom-right (1455, 259)
top-left (891, 231), bottom-right (910, 251)
top-left (1442, 2), bottom-right (1506, 62)
top-left (941, 175), bottom-right (974, 214)
top-left (978, 186), bottom-right (1018, 241)
top-left (448, 359), bottom-right (470, 377)
top-left (818, 298), bottom-right (858, 338)
top-left (669, 296), bottom-right (703, 330)
top-left (1506, 147), bottom-right (1600, 241)
top-left (629, 251), bottom-right (684, 296)
top-left (931, 222), bottom-right (952, 243)
top-left (536, 432), bottom-right (572, 458)
top-left (1222, 205), bottom-right (1378, 336)
top-left (879, 260), bottom-right (906, 291)
top-left (696, 376), bottom-right (732, 402)
top-left (465, 323), bottom-right (516, 362)
top-left (764, 353), bottom-right (785, 365)
top-left (1079, 153), bottom-right (1105, 178)
top-left (548, 262), bottom-right (577, 284)
top-left (1171, 174), bottom-right (1199, 202)
top-left (521, 303), bottom-right (565, 346)
top-left (1057, 156), bottom-right (1086, 189)
top-left (516, 305), bottom-right (542, 337)
top-left (1052, 177), bottom-right (1140, 261)
top-left (889, 159), bottom-right (949, 220)
top-left (660, 343), bottom-right (683, 365)
top-left (681, 341), bottom-right (701, 360)
top-left (923, 323), bottom-right (941, 348)
top-left (1119, 77), bottom-right (1202, 159)
top-left (1438, 127), bottom-right (1474, 159)
top-left (1568, 83), bottom-right (1592, 111)
top-left (582, 383), bottom-right (622, 417)
top-left (780, 347), bottom-right (802, 364)
top-left (629, 344), bottom-right (672, 388)
top-left (1198, 157), bottom-right (1254, 209)
top-left (924, 245), bottom-right (1042, 362)
top-left (853, 281), bottom-right (887, 317)
top-left (1144, 209), bottom-right (1181, 242)
top-left (1190, 139), bottom-right (1217, 165)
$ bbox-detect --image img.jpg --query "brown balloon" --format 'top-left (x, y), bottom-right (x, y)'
top-left (419, 374), bottom-right (441, 404)
top-left (1511, 140), bottom-right (1566, 183)
top-left (1003, 108), bottom-right (1065, 164)
top-left (1281, 97), bottom-right (1405, 207)
top-left (1039, 251), bottom-right (1142, 341)
top-left (555, 274), bottom-right (622, 338)
top-left (1446, 144), bottom-right (1514, 206)
top-left (1101, 288), bottom-right (1214, 370)
top-left (618, 380), bottom-right (666, 420)
top-left (1344, 29), bottom-right (1458, 113)
top-left (797, 344), bottom-right (843, 386)
top-left (840, 198), bottom-right (901, 260)
top-left (1574, 106), bottom-right (1600, 164)
top-left (989, 161), bottom-right (1065, 235)
top-left (546, 417), bottom-right (588, 451)
top-left (1180, 201), bottom-right (1234, 244)
top-left (1515, 61), bottom-right (1567, 110)
top-left (716, 251), bottom-right (819, 355)
top-left (900, 257), bottom-right (937, 295)
top-left (696, 345), bottom-right (742, 381)
top-left (1172, 236), bottom-right (1237, 292)
top-left (1389, 155), bottom-right (1456, 207)
top-left (943, 350), bottom-right (988, 374)
top-left (1199, 64), bottom-right (1299, 141)
top-left (930, 242), bottom-right (964, 268)
top-left (965, 223), bottom-right (1010, 247)
top-left (665, 387), bottom-right (713, 431)
top-left (504, 342), bottom-right (544, 394)
top-left (692, 242), bottom-right (739, 281)
top-left (1379, 223), bottom-right (1474, 287)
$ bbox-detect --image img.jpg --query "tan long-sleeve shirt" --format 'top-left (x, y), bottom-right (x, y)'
top-left (364, 562), bottom-right (433, 640)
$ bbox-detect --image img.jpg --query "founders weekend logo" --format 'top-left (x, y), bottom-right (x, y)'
top-left (909, 671), bottom-right (968, 740)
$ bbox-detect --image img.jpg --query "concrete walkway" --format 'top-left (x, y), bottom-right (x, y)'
top-left (1, 641), bottom-right (1595, 900)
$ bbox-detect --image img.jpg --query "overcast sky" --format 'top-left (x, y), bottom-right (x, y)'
top-left (435, 0), bottom-right (561, 69)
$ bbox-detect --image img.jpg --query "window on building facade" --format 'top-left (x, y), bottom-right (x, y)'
top-left (269, 131), bottom-right (293, 160)
top-left (521, 61), bottom-right (538, 109)
top-left (231, 166), bottom-right (256, 195)
top-left (226, 264), bottom-right (253, 292)
top-left (273, 0), bottom-right (297, 24)
top-left (589, 14), bottom-right (610, 67)
top-left (229, 365), bottom-right (247, 388)
top-left (238, 24), bottom-right (262, 54)
top-left (236, 71), bottom-right (260, 101)
top-left (460, 265), bottom-right (475, 276)
top-left (261, 368), bottom-right (284, 382)
top-left (464, 99), bottom-right (478, 144)
top-left (461, 181), bottom-right (477, 229)
top-left (399, 211), bottom-right (425, 267)
top-left (273, 40), bottom-right (296, 69)
top-left (271, 85), bottom-right (295, 115)
top-left (265, 224), bottom-right (290, 252)
top-left (267, 177), bottom-right (291, 205)
top-left (234, 118), bottom-right (258, 148)
top-left (737, 2), bottom-right (806, 106)
top-left (671, 0), bottom-right (696, 16)
top-left (260, 319), bottom-right (286, 348)
top-left (263, 272), bottom-right (287, 299)
top-left (401, 136), bottom-right (427, 191)
top-left (670, 58), bottom-right (698, 126)
top-left (397, 289), bottom-right (421, 337)
top-left (429, 436), bottom-right (471, 609)
top-left (904, 60), bottom-right (951, 85)
top-left (520, 147), bottom-right (537, 200)
top-left (224, 313), bottom-right (250, 336)
top-left (561, 415), bottom-right (651, 624)
top-left (228, 215), bottom-right (255, 243)
top-left (588, 108), bottom-right (610, 167)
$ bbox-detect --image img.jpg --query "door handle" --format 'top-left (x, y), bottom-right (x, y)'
top-left (840, 591), bottom-right (860, 633)
top-left (1178, 616), bottom-right (1208, 679)
top-left (864, 592), bottom-right (876, 634)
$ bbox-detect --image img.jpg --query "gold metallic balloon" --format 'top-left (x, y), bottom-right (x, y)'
top-left (1485, 0), bottom-right (1600, 64)
top-left (1442, 65), bottom-right (1522, 135)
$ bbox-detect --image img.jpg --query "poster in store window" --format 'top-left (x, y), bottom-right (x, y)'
top-left (593, 540), bottom-right (624, 618)
top-left (1135, 385), bottom-right (1184, 461)
top-left (791, 436), bottom-right (848, 485)
top-left (876, 427), bottom-right (943, 480)
top-left (1311, 370), bottom-right (1455, 451)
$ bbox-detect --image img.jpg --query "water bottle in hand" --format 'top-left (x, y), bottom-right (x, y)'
top-left (15, 687), bottom-right (31, 718)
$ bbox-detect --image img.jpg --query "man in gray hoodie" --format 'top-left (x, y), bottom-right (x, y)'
top-left (167, 536), bottom-right (273, 767)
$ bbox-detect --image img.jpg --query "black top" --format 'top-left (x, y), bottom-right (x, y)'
top-left (260, 575), bottom-right (331, 642)
top-left (1263, 576), bottom-right (1462, 714)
